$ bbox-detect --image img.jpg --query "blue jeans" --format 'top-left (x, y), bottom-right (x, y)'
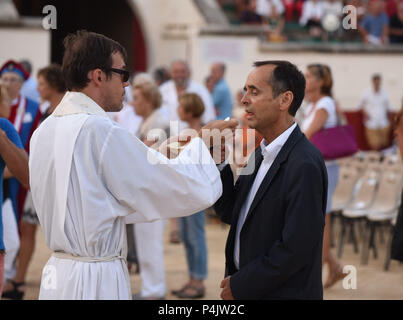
top-left (178, 211), bottom-right (207, 280)
top-left (325, 162), bottom-right (339, 214)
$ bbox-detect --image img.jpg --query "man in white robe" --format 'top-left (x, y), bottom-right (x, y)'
top-left (28, 31), bottom-right (237, 300)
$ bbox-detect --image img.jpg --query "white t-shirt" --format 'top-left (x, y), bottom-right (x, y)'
top-left (255, 0), bottom-right (285, 18)
top-left (358, 87), bottom-right (393, 129)
top-left (301, 96), bottom-right (338, 132)
top-left (299, 0), bottom-right (324, 26)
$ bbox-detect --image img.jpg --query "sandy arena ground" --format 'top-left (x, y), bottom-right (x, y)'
top-left (17, 215), bottom-right (403, 300)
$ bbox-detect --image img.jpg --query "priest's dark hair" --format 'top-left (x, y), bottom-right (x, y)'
top-left (253, 60), bottom-right (305, 117)
top-left (62, 30), bottom-right (127, 90)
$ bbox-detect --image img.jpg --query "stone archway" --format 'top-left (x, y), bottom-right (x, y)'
top-left (13, 0), bottom-right (148, 73)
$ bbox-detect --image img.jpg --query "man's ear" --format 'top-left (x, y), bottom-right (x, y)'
top-left (89, 69), bottom-right (104, 87)
top-left (279, 91), bottom-right (293, 112)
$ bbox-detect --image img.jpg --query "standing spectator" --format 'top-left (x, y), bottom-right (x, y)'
top-left (359, 0), bottom-right (389, 45)
top-left (299, 0), bottom-right (325, 37)
top-left (0, 85), bottom-right (29, 298)
top-left (210, 63), bottom-right (233, 120)
top-left (358, 74), bottom-right (393, 150)
top-left (160, 60), bottom-right (215, 244)
top-left (302, 64), bottom-right (345, 289)
top-left (160, 60), bottom-right (215, 127)
top-left (0, 60), bottom-right (41, 290)
top-left (2, 64), bottom-right (65, 300)
top-left (131, 81), bottom-right (170, 300)
top-left (389, 1), bottom-right (403, 44)
top-left (0, 60), bottom-right (41, 218)
top-left (19, 60), bottom-right (40, 104)
top-left (171, 93), bottom-right (208, 299)
top-left (0, 121), bottom-right (28, 298)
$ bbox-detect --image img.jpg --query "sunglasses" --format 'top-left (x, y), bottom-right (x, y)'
top-left (109, 68), bottom-right (130, 83)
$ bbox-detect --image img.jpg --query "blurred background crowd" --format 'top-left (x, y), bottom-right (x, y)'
top-left (218, 0), bottom-right (403, 44)
top-left (0, 0), bottom-right (403, 300)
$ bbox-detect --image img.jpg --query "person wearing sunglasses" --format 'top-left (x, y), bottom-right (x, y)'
top-left (28, 30), bottom-right (237, 300)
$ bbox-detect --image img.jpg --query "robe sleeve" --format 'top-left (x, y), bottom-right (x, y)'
top-left (98, 125), bottom-right (223, 223)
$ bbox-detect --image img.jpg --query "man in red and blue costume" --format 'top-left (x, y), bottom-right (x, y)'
top-left (0, 60), bottom-right (41, 221)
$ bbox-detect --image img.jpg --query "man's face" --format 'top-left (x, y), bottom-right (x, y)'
top-left (210, 64), bottom-right (223, 83)
top-left (241, 65), bottom-right (282, 133)
top-left (0, 72), bottom-right (23, 100)
top-left (170, 62), bottom-right (189, 89)
top-left (304, 68), bottom-right (321, 96)
top-left (370, 0), bottom-right (383, 15)
top-left (373, 77), bottom-right (381, 91)
top-left (103, 52), bottom-right (129, 112)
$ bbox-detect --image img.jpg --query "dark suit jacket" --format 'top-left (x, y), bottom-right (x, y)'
top-left (214, 125), bottom-right (328, 300)
top-left (391, 192), bottom-right (403, 262)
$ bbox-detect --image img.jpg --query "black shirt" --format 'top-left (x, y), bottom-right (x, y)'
top-left (389, 14), bottom-right (403, 44)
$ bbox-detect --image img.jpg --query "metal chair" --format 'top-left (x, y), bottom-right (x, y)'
top-left (361, 162), bottom-right (403, 267)
top-left (338, 162), bottom-right (382, 258)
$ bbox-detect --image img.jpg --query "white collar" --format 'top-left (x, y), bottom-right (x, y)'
top-left (260, 122), bottom-right (297, 161)
top-left (53, 91), bottom-right (108, 118)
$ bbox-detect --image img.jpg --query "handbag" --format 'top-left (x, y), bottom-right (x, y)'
top-left (310, 122), bottom-right (358, 161)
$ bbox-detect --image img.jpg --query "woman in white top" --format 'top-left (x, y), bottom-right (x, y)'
top-left (302, 63), bottom-right (346, 289)
top-left (131, 81), bottom-right (170, 300)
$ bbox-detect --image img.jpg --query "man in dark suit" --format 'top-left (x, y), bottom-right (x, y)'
top-left (215, 60), bottom-right (328, 300)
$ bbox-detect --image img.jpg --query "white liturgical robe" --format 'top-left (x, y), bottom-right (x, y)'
top-left (29, 91), bottom-right (222, 300)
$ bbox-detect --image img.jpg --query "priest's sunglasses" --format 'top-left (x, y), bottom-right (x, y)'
top-left (109, 68), bottom-right (130, 83)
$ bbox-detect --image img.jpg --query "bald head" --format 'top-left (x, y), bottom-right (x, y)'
top-left (211, 62), bottom-right (225, 83)
top-left (170, 60), bottom-right (190, 89)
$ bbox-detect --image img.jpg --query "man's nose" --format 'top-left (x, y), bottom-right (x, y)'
top-left (241, 95), bottom-right (249, 106)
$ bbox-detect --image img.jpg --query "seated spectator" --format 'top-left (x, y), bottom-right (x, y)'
top-left (255, 0), bottom-right (286, 40)
top-left (283, 0), bottom-right (304, 22)
top-left (386, 0), bottom-right (399, 17)
top-left (389, 1), bottom-right (403, 44)
top-left (238, 0), bottom-right (263, 24)
top-left (359, 0), bottom-right (389, 45)
top-left (300, 0), bottom-right (325, 38)
top-left (322, 0), bottom-right (344, 39)
top-left (346, 0), bottom-right (367, 22)
top-left (323, 0), bottom-right (343, 20)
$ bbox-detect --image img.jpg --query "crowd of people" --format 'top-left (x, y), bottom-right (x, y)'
top-left (218, 0), bottom-right (403, 44)
top-left (0, 29), bottom-right (402, 300)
